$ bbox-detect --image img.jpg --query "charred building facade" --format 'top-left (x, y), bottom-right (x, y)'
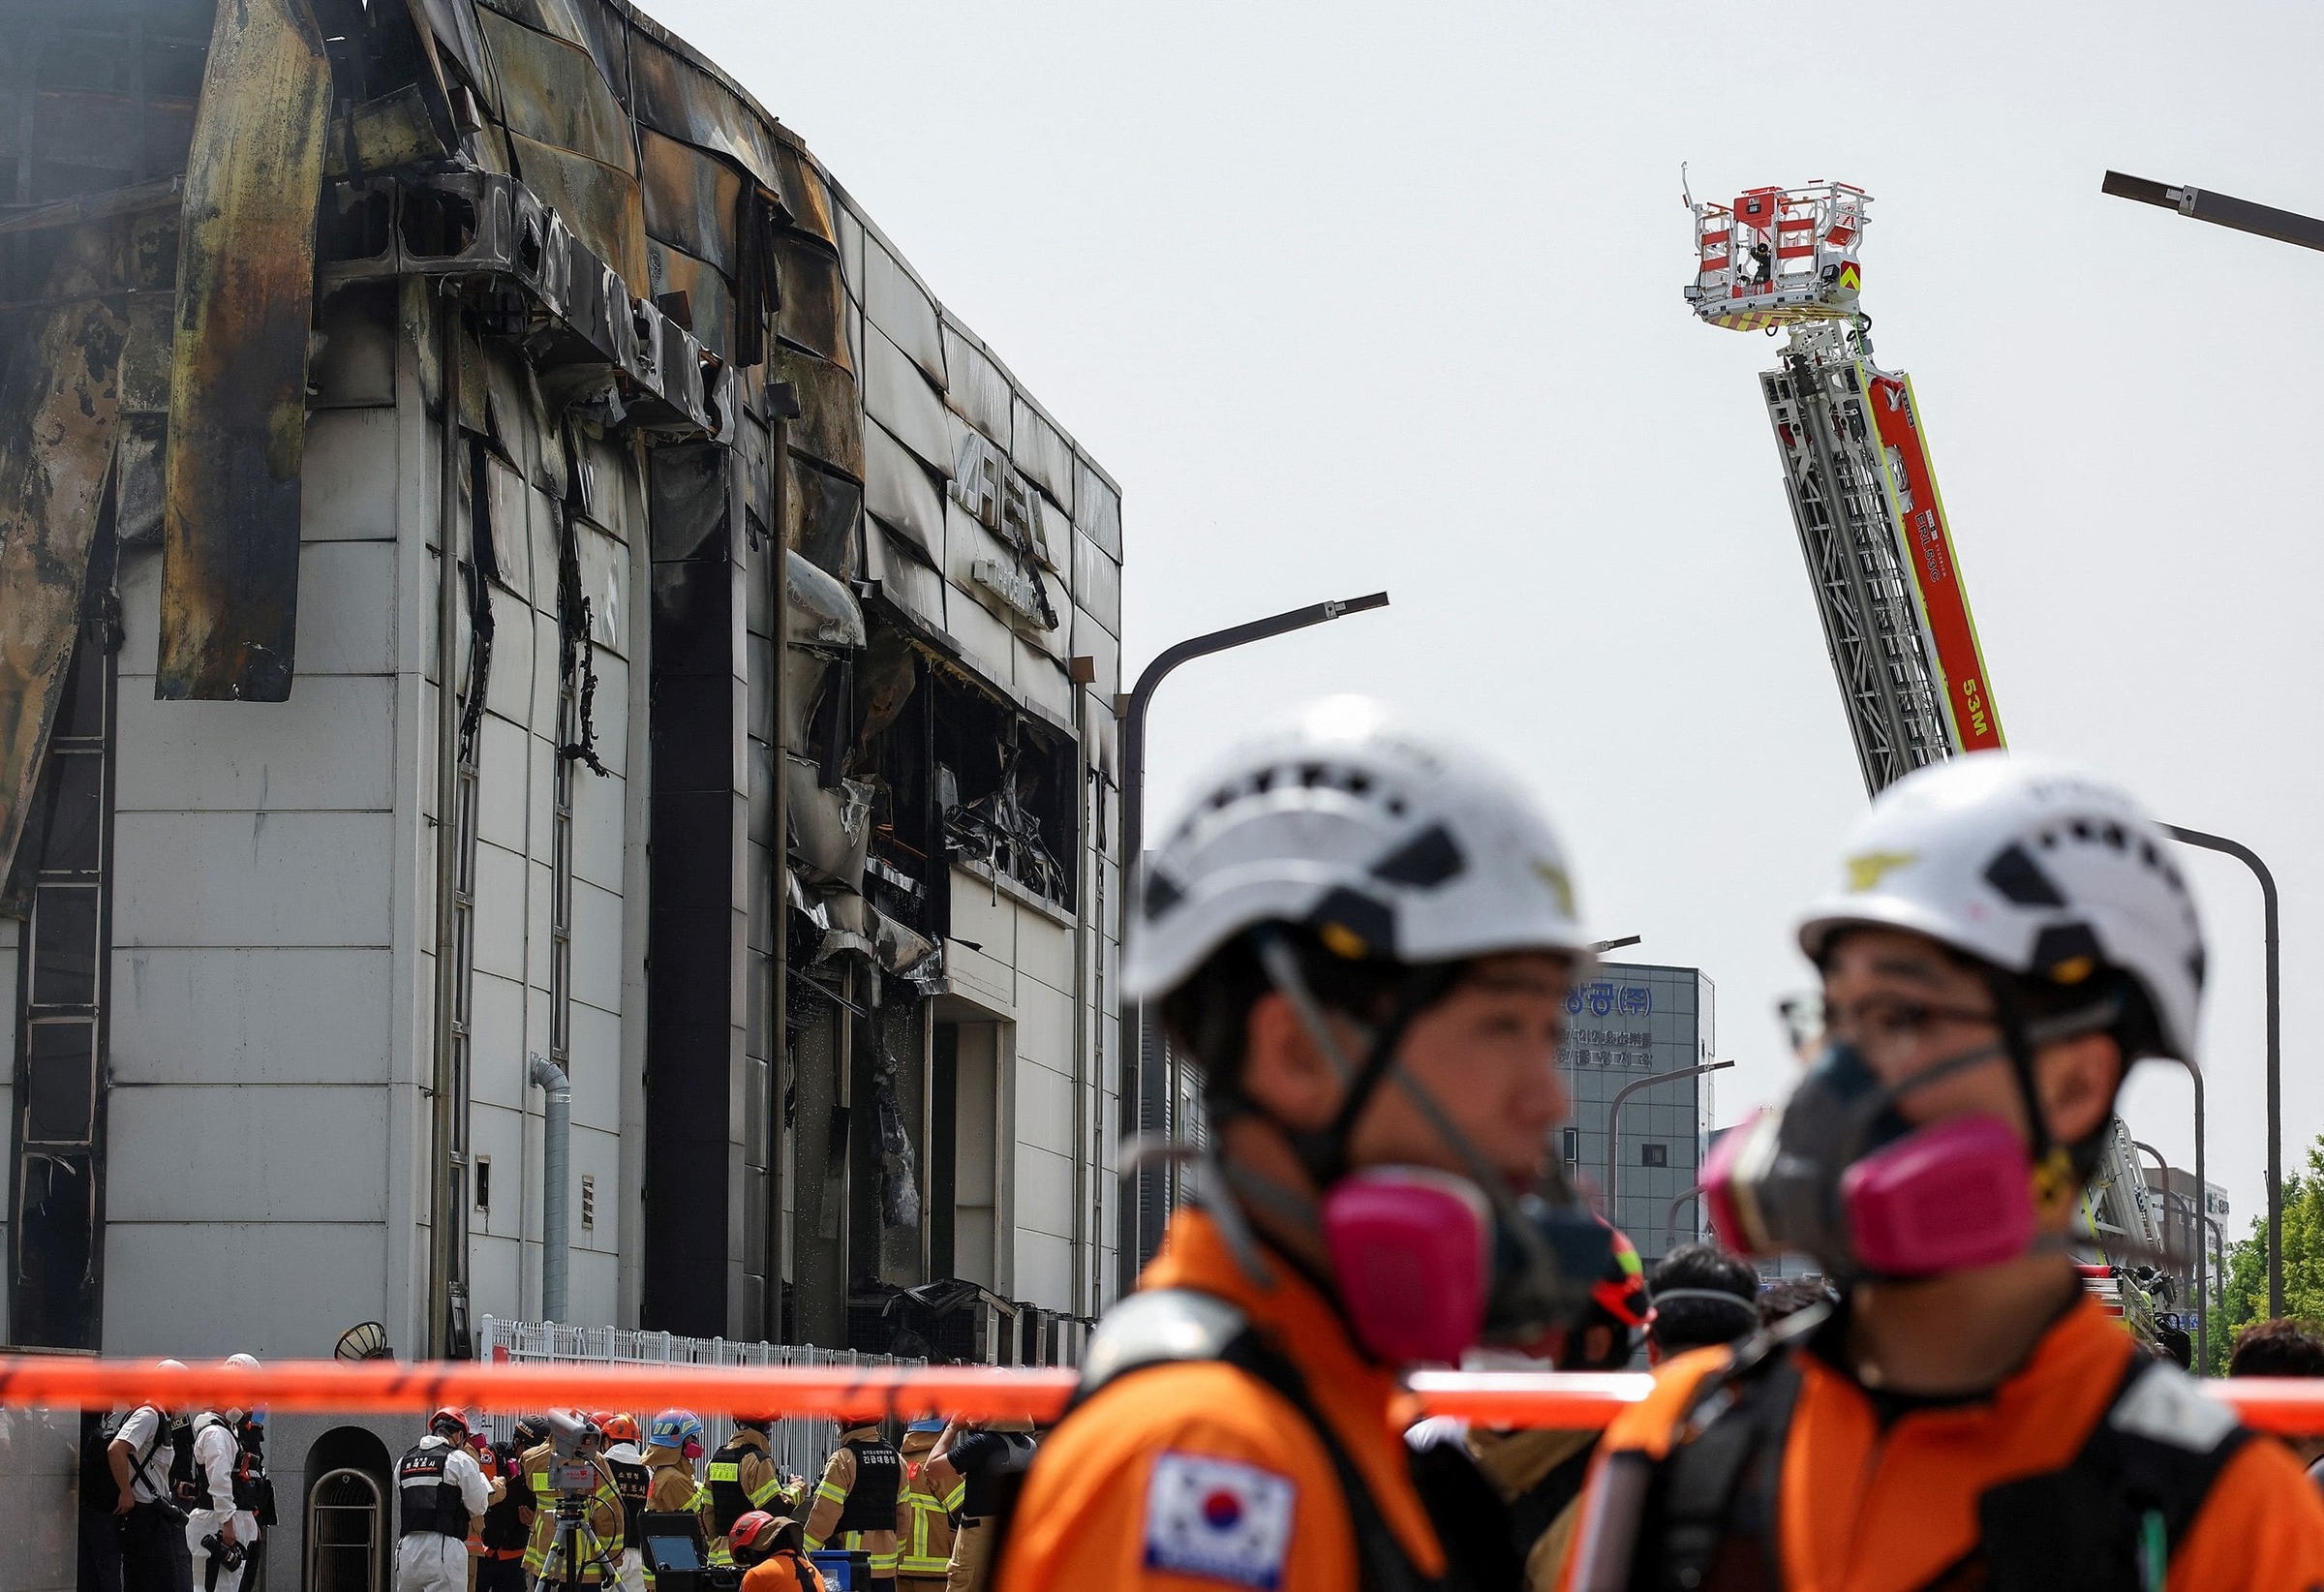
top-left (0, 0), bottom-right (1125, 1364)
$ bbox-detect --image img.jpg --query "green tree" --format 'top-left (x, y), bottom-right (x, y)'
top-left (2205, 1133), bottom-right (2324, 1375)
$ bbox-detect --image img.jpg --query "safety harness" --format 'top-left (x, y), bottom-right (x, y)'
top-left (989, 1287), bottom-right (1479, 1592)
top-left (1622, 1322), bottom-right (2251, 1591)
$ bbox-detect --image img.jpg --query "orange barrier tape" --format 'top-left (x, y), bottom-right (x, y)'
top-left (4, 1358), bottom-right (2322, 1435)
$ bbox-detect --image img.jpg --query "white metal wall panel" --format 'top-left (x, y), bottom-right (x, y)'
top-left (111, 811), bottom-right (392, 948)
top-left (864, 419), bottom-right (946, 565)
top-left (862, 237), bottom-right (945, 385)
top-left (469, 841), bottom-right (528, 981)
top-left (1075, 455), bottom-right (1122, 563)
top-left (1070, 529), bottom-right (1120, 640)
top-left (108, 947), bottom-right (392, 1087)
top-left (939, 322), bottom-right (1012, 448)
top-left (1009, 396), bottom-right (1073, 515)
top-left (1014, 1053), bottom-right (1073, 1158)
top-left (100, 1219), bottom-right (389, 1359)
top-left (107, 1085), bottom-right (390, 1221)
top-left (294, 542), bottom-right (399, 674)
top-left (112, 676), bottom-right (396, 813)
top-left (571, 877), bottom-right (627, 1013)
top-left (1013, 640), bottom-right (1073, 724)
top-left (863, 326), bottom-right (952, 475)
top-left (301, 409), bottom-right (400, 540)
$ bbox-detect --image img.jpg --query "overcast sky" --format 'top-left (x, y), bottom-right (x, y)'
top-left (655, 0), bottom-right (2324, 1239)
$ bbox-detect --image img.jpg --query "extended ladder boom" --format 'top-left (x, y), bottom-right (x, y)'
top-left (1685, 181), bottom-right (2004, 797)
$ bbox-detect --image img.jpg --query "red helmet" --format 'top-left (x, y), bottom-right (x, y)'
top-left (727, 1511), bottom-right (796, 1560)
top-left (429, 1407), bottom-right (470, 1441)
top-left (598, 1412), bottom-right (639, 1446)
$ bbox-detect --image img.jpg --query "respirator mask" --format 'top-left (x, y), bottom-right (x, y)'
top-left (1699, 996), bottom-right (2114, 1281)
top-left (1242, 934), bottom-right (1610, 1365)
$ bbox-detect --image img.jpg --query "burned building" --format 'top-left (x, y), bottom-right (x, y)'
top-left (0, 0), bottom-right (1125, 1365)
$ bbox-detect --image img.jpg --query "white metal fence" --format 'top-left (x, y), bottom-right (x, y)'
top-left (474, 1318), bottom-right (922, 1485)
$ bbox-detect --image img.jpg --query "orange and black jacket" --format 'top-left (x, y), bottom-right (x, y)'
top-left (1560, 1293), bottom-right (2324, 1590)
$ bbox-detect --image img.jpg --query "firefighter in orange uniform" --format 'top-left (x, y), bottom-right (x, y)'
top-left (995, 698), bottom-right (1612, 1592)
top-left (1561, 753), bottom-right (2324, 1589)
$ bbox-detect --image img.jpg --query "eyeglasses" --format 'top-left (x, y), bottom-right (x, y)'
top-left (1777, 994), bottom-right (2000, 1062)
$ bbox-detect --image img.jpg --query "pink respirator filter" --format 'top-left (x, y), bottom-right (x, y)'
top-left (1842, 1113), bottom-right (2036, 1277)
top-left (1320, 1167), bottom-right (1492, 1366)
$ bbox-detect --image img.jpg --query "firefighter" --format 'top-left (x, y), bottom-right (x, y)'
top-left (705, 1417), bottom-right (794, 1568)
top-left (519, 1413), bottom-right (623, 1588)
top-left (644, 1409), bottom-right (711, 1526)
top-left (894, 1419), bottom-right (959, 1592)
top-left (1561, 752), bottom-right (2324, 1588)
top-left (995, 697), bottom-right (1601, 1591)
top-left (396, 1409), bottom-right (492, 1592)
top-left (803, 1415), bottom-right (902, 1589)
top-left (924, 1416), bottom-right (1034, 1592)
top-left (1432, 1227), bottom-right (1652, 1591)
top-left (596, 1414), bottom-right (652, 1592)
top-left (727, 1512), bottom-right (826, 1592)
top-left (474, 1421), bottom-right (539, 1592)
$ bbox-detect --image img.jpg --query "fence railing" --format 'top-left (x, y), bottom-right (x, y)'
top-left (475, 1317), bottom-right (922, 1483)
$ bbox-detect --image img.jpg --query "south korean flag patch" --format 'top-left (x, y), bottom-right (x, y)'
top-left (1143, 1451), bottom-right (1298, 1588)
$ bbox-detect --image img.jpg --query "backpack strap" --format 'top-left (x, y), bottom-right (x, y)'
top-left (1644, 1348), bottom-right (1802, 1592)
top-left (1972, 1355), bottom-right (2251, 1592)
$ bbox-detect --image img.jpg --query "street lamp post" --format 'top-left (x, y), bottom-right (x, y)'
top-left (1605, 1060), bottom-right (1733, 1241)
top-left (2164, 824), bottom-right (2279, 1317)
top-left (1116, 592), bottom-right (1391, 1288)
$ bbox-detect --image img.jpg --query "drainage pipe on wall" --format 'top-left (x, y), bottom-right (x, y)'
top-left (533, 1053), bottom-right (571, 1323)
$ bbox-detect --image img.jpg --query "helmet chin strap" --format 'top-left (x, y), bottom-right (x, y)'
top-left (1250, 932), bottom-right (1570, 1282)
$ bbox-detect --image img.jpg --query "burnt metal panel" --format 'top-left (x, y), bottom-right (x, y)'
top-left (504, 132), bottom-right (649, 291)
top-left (646, 240), bottom-right (734, 367)
top-left (0, 219), bottom-right (135, 884)
top-left (411, 0), bottom-right (498, 111)
top-left (775, 232), bottom-right (847, 371)
top-left (476, 7), bottom-right (635, 175)
top-left (637, 126), bottom-right (742, 277)
top-left (155, 0), bottom-right (332, 703)
top-left (787, 456), bottom-right (861, 581)
top-left (625, 30), bottom-right (782, 197)
top-left (771, 138), bottom-right (835, 247)
top-left (771, 348), bottom-right (863, 480)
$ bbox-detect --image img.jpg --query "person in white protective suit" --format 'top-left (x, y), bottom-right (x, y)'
top-left (186, 1356), bottom-right (260, 1592)
top-left (395, 1407), bottom-right (493, 1592)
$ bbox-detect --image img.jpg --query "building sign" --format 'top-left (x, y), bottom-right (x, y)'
top-left (1564, 980), bottom-right (1655, 1068)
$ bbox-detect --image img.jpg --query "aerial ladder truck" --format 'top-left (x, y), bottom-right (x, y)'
top-left (1684, 181), bottom-right (2172, 1335)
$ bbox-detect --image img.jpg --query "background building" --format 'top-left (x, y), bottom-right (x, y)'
top-left (1557, 961), bottom-right (1717, 1266)
top-left (0, 0), bottom-right (1125, 1382)
top-left (2141, 1163), bottom-right (2229, 1334)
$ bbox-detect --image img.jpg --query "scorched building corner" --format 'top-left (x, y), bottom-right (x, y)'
top-left (0, 0), bottom-right (1127, 1372)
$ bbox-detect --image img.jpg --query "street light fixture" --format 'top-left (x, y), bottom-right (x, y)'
top-left (2102, 174), bottom-right (2299, 1319)
top-left (1605, 1059), bottom-right (1733, 1241)
top-left (2163, 824), bottom-right (2280, 1318)
top-left (1116, 592), bottom-right (1392, 1286)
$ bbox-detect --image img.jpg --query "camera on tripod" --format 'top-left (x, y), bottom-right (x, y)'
top-left (539, 1410), bottom-right (606, 1496)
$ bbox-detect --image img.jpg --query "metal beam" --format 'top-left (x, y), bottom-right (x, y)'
top-left (2103, 170), bottom-right (2324, 254)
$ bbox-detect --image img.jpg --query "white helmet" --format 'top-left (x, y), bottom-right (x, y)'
top-left (152, 1359), bottom-right (188, 1417)
top-left (1122, 696), bottom-right (1589, 1001)
top-left (224, 1353), bottom-right (261, 1371)
top-left (1796, 750), bottom-right (2203, 1063)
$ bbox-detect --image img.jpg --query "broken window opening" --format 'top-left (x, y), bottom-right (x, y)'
top-left (553, 483), bottom-right (609, 778)
top-left (931, 672), bottom-right (1075, 911)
